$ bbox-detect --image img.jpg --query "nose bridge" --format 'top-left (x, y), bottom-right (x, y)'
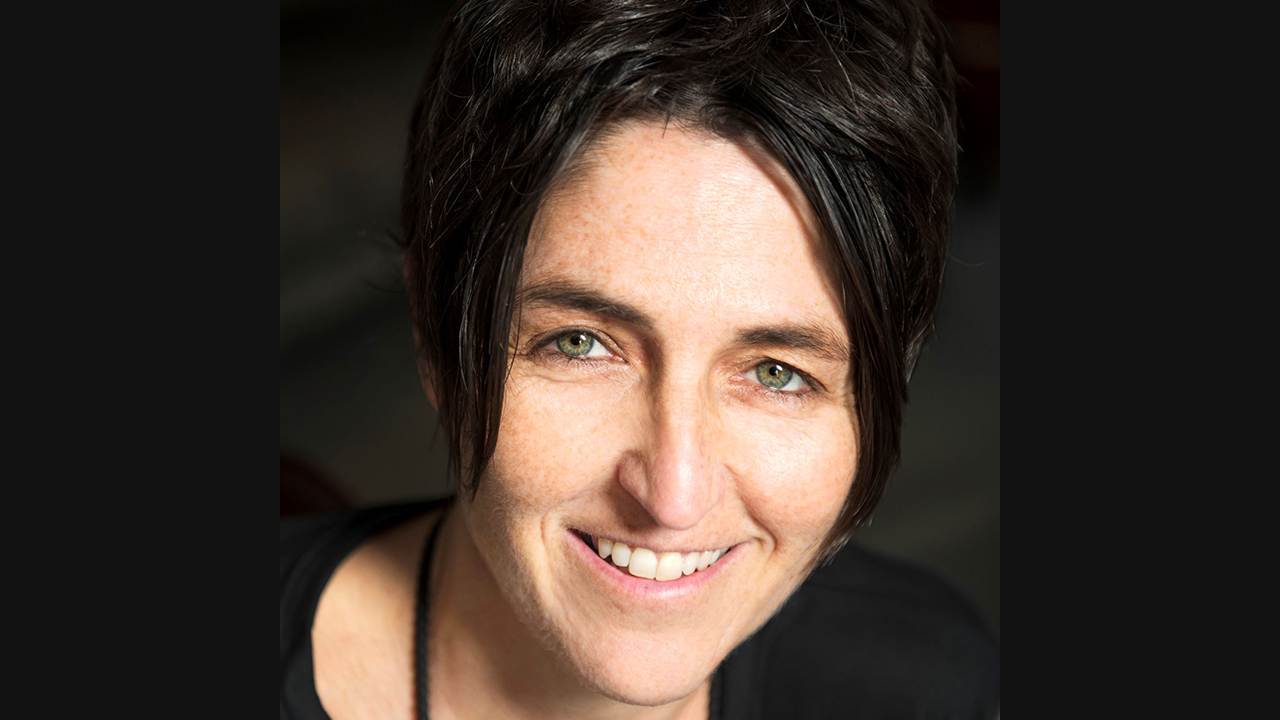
top-left (620, 373), bottom-right (724, 530)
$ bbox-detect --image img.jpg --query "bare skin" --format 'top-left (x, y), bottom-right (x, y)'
top-left (312, 511), bottom-right (441, 720)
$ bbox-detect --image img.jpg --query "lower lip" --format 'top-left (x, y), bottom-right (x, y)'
top-left (567, 529), bottom-right (738, 602)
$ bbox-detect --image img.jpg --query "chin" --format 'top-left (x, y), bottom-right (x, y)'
top-left (568, 643), bottom-right (713, 707)
top-left (547, 620), bottom-right (723, 707)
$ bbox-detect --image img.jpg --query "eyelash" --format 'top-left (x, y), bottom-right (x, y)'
top-left (532, 328), bottom-right (820, 401)
top-left (530, 327), bottom-right (620, 366)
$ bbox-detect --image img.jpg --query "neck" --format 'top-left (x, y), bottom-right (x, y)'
top-left (426, 506), bottom-right (710, 720)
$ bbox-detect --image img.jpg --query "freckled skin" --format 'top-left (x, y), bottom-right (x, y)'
top-left (433, 121), bottom-right (860, 719)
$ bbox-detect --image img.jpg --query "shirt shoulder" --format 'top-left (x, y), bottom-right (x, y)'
top-left (718, 543), bottom-right (999, 720)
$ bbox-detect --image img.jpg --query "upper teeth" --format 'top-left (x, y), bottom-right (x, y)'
top-left (593, 535), bottom-right (728, 582)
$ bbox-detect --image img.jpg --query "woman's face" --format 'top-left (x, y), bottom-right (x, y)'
top-left (459, 121), bottom-right (859, 705)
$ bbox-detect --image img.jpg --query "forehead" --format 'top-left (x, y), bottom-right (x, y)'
top-left (523, 121), bottom-right (844, 335)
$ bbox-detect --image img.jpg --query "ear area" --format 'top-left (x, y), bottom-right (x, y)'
top-left (410, 323), bottom-right (440, 410)
top-left (404, 257), bottom-right (439, 410)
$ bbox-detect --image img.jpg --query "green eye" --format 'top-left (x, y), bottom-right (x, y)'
top-left (756, 362), bottom-right (794, 389)
top-left (557, 332), bottom-right (596, 356)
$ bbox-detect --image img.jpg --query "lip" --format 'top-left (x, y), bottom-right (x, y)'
top-left (566, 528), bottom-right (739, 603)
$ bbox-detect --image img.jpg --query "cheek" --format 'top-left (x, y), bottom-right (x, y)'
top-left (724, 407), bottom-right (857, 554)
top-left (481, 371), bottom-right (635, 513)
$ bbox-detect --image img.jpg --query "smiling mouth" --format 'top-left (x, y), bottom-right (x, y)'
top-left (572, 530), bottom-right (730, 582)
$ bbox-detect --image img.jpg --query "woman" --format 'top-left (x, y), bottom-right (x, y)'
top-left (281, 1), bottom-right (999, 718)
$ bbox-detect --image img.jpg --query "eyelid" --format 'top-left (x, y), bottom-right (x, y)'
top-left (743, 359), bottom-right (818, 396)
top-left (530, 327), bottom-right (622, 361)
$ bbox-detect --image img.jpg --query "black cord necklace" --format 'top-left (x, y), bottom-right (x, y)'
top-left (413, 510), bottom-right (447, 720)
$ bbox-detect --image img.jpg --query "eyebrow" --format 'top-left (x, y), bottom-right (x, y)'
top-left (516, 281), bottom-right (655, 330)
top-left (516, 280), bottom-right (850, 363)
top-left (734, 325), bottom-right (851, 365)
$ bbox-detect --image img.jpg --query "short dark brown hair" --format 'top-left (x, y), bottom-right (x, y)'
top-left (400, 0), bottom-right (958, 561)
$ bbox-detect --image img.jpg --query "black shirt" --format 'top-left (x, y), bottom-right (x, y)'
top-left (281, 499), bottom-right (999, 719)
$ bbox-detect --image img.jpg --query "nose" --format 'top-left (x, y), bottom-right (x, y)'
top-left (617, 387), bottom-right (725, 530)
